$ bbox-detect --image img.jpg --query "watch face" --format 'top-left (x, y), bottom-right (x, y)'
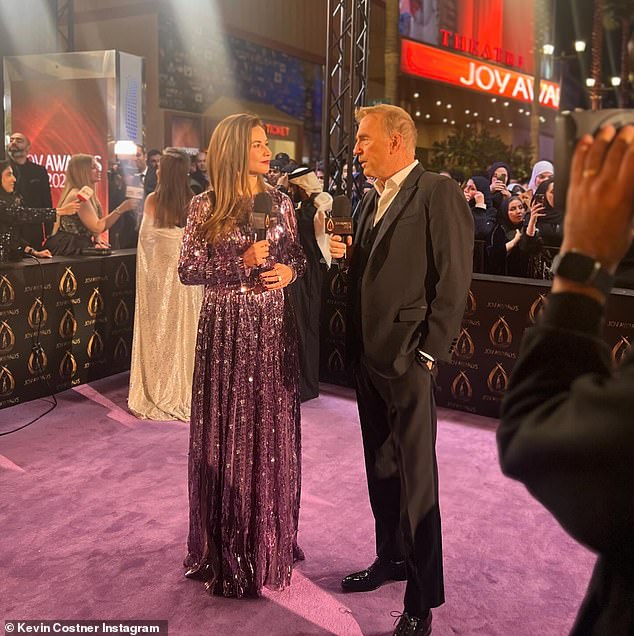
top-left (556, 253), bottom-right (596, 281)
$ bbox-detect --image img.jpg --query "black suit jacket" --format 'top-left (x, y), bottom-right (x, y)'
top-left (347, 164), bottom-right (474, 378)
top-left (498, 293), bottom-right (634, 634)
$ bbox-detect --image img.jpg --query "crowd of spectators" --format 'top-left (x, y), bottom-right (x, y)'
top-left (3, 131), bottom-right (633, 290)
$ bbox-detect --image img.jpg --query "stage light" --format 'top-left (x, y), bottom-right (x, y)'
top-left (473, 112), bottom-right (478, 117)
top-left (508, 123), bottom-right (513, 127)
top-left (114, 140), bottom-right (137, 156)
top-left (450, 120), bottom-right (455, 125)
top-left (425, 113), bottom-right (431, 119)
top-left (542, 44), bottom-right (555, 56)
top-left (465, 109), bottom-right (470, 114)
top-left (503, 101), bottom-right (509, 107)
top-left (435, 100), bottom-right (442, 106)
top-left (415, 110), bottom-right (421, 117)
top-left (585, 78), bottom-right (596, 87)
top-left (491, 97), bottom-right (497, 103)
top-left (413, 92), bottom-right (420, 98)
top-left (446, 103), bottom-right (452, 109)
top-left (611, 77), bottom-right (621, 87)
top-left (442, 117), bottom-right (448, 123)
top-left (574, 40), bottom-right (586, 52)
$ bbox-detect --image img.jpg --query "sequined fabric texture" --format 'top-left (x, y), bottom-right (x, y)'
top-left (178, 189), bottom-right (306, 598)
top-left (128, 215), bottom-right (203, 421)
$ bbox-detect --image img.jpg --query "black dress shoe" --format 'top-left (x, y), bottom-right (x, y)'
top-left (341, 557), bottom-right (407, 592)
top-left (392, 610), bottom-right (432, 636)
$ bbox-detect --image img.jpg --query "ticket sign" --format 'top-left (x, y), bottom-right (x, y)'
top-left (401, 39), bottom-right (560, 110)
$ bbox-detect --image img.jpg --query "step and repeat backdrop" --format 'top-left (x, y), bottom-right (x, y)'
top-left (0, 251), bottom-right (136, 410)
top-left (320, 270), bottom-right (634, 419)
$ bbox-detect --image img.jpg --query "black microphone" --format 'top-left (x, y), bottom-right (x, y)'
top-left (326, 195), bottom-right (353, 236)
top-left (252, 192), bottom-right (273, 241)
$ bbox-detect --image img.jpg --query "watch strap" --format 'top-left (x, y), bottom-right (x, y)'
top-left (551, 251), bottom-right (615, 295)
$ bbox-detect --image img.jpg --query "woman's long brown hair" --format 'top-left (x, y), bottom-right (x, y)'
top-left (200, 113), bottom-right (267, 243)
top-left (153, 148), bottom-right (194, 228)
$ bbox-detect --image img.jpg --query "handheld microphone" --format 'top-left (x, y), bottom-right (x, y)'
top-left (252, 192), bottom-right (273, 241)
top-left (326, 195), bottom-right (353, 235)
top-left (77, 186), bottom-right (94, 202)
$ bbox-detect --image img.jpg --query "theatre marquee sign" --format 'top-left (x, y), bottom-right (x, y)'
top-left (401, 39), bottom-right (560, 110)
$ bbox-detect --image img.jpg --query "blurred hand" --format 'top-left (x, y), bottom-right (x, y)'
top-left (329, 234), bottom-right (351, 259)
top-left (277, 174), bottom-right (289, 190)
top-left (474, 191), bottom-right (485, 206)
top-left (561, 125), bottom-right (634, 272)
top-left (118, 198), bottom-right (138, 213)
top-left (260, 263), bottom-right (294, 290)
top-left (33, 249), bottom-right (52, 258)
top-left (243, 239), bottom-right (270, 268)
top-left (57, 201), bottom-right (80, 216)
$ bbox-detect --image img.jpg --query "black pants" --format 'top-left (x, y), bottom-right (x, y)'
top-left (354, 357), bottom-right (444, 615)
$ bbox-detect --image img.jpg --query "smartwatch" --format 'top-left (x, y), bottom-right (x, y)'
top-left (551, 250), bottom-right (614, 295)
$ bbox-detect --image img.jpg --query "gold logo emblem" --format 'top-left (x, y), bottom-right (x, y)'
top-left (489, 316), bottom-right (513, 348)
top-left (329, 309), bottom-right (346, 337)
top-left (611, 336), bottom-right (631, 365)
top-left (329, 270), bottom-right (347, 298)
top-left (28, 297), bottom-right (48, 329)
top-left (455, 328), bottom-right (475, 360)
top-left (28, 349), bottom-right (48, 375)
top-left (87, 331), bottom-right (105, 359)
top-left (0, 275), bottom-right (15, 307)
top-left (59, 350), bottom-right (78, 379)
top-left (464, 289), bottom-right (476, 316)
top-left (529, 294), bottom-right (547, 324)
top-left (59, 267), bottom-right (78, 298)
top-left (87, 288), bottom-right (105, 317)
top-left (114, 299), bottom-right (131, 327)
top-left (0, 321), bottom-right (16, 354)
top-left (327, 348), bottom-right (345, 373)
top-left (115, 262), bottom-right (131, 288)
top-left (59, 309), bottom-right (78, 339)
top-left (450, 371), bottom-right (473, 401)
top-left (487, 363), bottom-right (509, 395)
top-left (114, 337), bottom-right (130, 364)
top-left (0, 365), bottom-right (16, 398)
top-left (326, 218), bottom-right (335, 233)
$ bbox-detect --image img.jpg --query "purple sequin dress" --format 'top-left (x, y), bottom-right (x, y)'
top-left (178, 189), bottom-right (306, 598)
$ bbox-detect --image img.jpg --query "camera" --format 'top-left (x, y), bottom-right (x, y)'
top-left (555, 109), bottom-right (634, 210)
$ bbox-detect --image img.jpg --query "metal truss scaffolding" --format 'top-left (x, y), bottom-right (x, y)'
top-left (322, 0), bottom-right (370, 205)
top-left (49, 0), bottom-right (75, 52)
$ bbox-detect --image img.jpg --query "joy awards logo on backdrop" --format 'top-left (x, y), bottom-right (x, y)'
top-left (87, 288), bottom-right (105, 318)
top-left (28, 349), bottom-right (48, 376)
top-left (0, 321), bottom-right (16, 355)
top-left (0, 275), bottom-right (15, 307)
top-left (27, 298), bottom-right (48, 329)
top-left (529, 294), bottom-right (547, 325)
top-left (611, 336), bottom-right (631, 365)
top-left (58, 350), bottom-right (78, 380)
top-left (58, 268), bottom-right (78, 298)
top-left (450, 371), bottom-right (473, 402)
top-left (59, 309), bottom-right (78, 339)
top-left (115, 262), bottom-right (131, 289)
top-left (114, 299), bottom-right (131, 327)
top-left (0, 366), bottom-right (16, 398)
top-left (489, 316), bottom-right (513, 349)
top-left (486, 363), bottom-right (510, 395)
top-left (454, 328), bottom-right (475, 360)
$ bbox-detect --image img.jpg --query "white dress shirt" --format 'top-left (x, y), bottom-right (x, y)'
top-left (373, 159), bottom-right (419, 226)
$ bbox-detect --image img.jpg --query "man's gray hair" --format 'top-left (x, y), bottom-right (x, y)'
top-left (355, 104), bottom-right (417, 152)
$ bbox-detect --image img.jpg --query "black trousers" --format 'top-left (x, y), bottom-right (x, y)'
top-left (354, 356), bottom-right (444, 614)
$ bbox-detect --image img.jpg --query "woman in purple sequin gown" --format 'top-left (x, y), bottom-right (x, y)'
top-left (178, 113), bottom-right (306, 598)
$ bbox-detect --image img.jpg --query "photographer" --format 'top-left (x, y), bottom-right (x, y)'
top-left (498, 124), bottom-right (634, 635)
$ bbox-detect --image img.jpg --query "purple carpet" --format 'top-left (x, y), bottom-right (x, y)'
top-left (0, 374), bottom-right (594, 635)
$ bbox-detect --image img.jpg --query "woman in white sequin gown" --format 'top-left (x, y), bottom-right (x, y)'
top-left (128, 149), bottom-right (202, 421)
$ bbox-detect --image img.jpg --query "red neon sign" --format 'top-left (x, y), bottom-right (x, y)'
top-left (401, 39), bottom-right (559, 110)
top-left (265, 123), bottom-right (291, 137)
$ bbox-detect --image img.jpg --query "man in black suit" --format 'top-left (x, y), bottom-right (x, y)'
top-left (498, 125), bottom-right (634, 635)
top-left (329, 104), bottom-right (473, 636)
top-left (7, 131), bottom-right (53, 248)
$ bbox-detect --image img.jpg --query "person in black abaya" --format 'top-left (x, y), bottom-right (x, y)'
top-left (286, 165), bottom-right (333, 402)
